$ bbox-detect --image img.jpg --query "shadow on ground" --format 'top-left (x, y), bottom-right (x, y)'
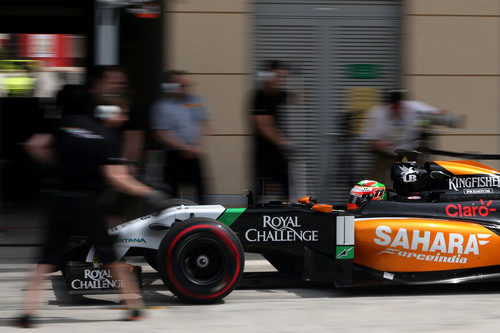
top-left (44, 270), bottom-right (500, 308)
top-left (0, 316), bottom-right (120, 327)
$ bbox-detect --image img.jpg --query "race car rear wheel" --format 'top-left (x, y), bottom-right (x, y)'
top-left (157, 217), bottom-right (244, 304)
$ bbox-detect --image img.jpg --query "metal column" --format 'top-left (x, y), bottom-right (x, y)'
top-left (95, 1), bottom-right (121, 65)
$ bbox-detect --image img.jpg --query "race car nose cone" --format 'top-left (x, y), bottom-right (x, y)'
top-left (196, 255), bottom-right (209, 268)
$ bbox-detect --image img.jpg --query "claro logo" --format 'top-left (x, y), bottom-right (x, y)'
top-left (446, 200), bottom-right (496, 218)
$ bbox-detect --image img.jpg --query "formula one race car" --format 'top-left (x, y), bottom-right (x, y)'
top-left (62, 151), bottom-right (500, 304)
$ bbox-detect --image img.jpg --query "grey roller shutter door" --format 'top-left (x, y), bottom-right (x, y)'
top-left (325, 20), bottom-right (401, 202)
top-left (254, 1), bottom-right (401, 202)
top-left (254, 21), bottom-right (324, 199)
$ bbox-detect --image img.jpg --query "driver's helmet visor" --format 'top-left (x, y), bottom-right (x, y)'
top-left (348, 195), bottom-right (364, 205)
top-left (347, 192), bottom-right (369, 210)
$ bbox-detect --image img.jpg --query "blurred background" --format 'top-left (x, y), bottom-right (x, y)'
top-left (0, 0), bottom-right (497, 213)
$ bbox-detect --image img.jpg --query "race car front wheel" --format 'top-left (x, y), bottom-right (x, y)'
top-left (157, 217), bottom-right (244, 304)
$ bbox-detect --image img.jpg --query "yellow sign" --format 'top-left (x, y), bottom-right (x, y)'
top-left (3, 75), bottom-right (36, 96)
top-left (345, 87), bottom-right (380, 134)
top-left (0, 59), bottom-right (42, 72)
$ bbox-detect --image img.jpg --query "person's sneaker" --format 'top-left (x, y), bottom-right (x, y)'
top-left (12, 314), bottom-right (34, 328)
top-left (124, 308), bottom-right (145, 321)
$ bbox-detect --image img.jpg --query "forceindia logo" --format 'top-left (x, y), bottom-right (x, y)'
top-left (374, 226), bottom-right (491, 264)
top-left (244, 216), bottom-right (319, 242)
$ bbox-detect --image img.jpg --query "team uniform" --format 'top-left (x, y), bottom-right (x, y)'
top-left (366, 100), bottom-right (439, 183)
top-left (251, 88), bottom-right (289, 200)
top-left (39, 115), bottom-right (123, 266)
top-left (366, 100), bottom-right (440, 153)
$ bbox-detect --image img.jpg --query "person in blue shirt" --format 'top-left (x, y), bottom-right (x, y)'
top-left (151, 70), bottom-right (210, 204)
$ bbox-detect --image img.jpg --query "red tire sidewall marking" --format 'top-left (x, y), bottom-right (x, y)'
top-left (166, 224), bottom-right (241, 300)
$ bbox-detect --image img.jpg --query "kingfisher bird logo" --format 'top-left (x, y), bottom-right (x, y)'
top-left (401, 166), bottom-right (418, 183)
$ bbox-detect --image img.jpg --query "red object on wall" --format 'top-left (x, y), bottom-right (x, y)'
top-left (18, 34), bottom-right (76, 67)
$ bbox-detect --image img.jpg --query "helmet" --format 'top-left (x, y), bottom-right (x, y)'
top-left (347, 180), bottom-right (387, 210)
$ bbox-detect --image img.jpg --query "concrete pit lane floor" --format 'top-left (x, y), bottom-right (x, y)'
top-left (2, 251), bottom-right (500, 333)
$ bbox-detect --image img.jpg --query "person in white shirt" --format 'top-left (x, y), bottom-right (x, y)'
top-left (366, 90), bottom-right (442, 183)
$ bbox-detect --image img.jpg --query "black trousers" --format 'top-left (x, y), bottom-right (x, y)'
top-left (39, 194), bottom-right (117, 266)
top-left (163, 150), bottom-right (206, 204)
top-left (253, 144), bottom-right (289, 202)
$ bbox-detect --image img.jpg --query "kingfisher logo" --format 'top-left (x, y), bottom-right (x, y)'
top-left (374, 225), bottom-right (491, 264)
top-left (446, 200), bottom-right (496, 218)
top-left (449, 176), bottom-right (500, 191)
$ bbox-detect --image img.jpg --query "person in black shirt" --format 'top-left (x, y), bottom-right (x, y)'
top-left (14, 66), bottom-right (166, 328)
top-left (251, 60), bottom-right (291, 202)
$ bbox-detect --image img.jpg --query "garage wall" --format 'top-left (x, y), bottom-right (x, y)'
top-left (163, 0), bottom-right (500, 196)
top-left (404, 0), bottom-right (500, 167)
top-left (253, 1), bottom-right (402, 202)
top-left (164, 0), bottom-right (252, 195)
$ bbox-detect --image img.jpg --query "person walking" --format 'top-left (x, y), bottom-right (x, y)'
top-left (13, 66), bottom-right (167, 328)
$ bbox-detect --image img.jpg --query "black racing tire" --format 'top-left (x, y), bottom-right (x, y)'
top-left (157, 217), bottom-right (244, 304)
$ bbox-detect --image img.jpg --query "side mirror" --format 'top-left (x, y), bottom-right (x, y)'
top-left (298, 196), bottom-right (317, 205)
top-left (430, 170), bottom-right (451, 180)
top-left (298, 196), bottom-right (311, 204)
